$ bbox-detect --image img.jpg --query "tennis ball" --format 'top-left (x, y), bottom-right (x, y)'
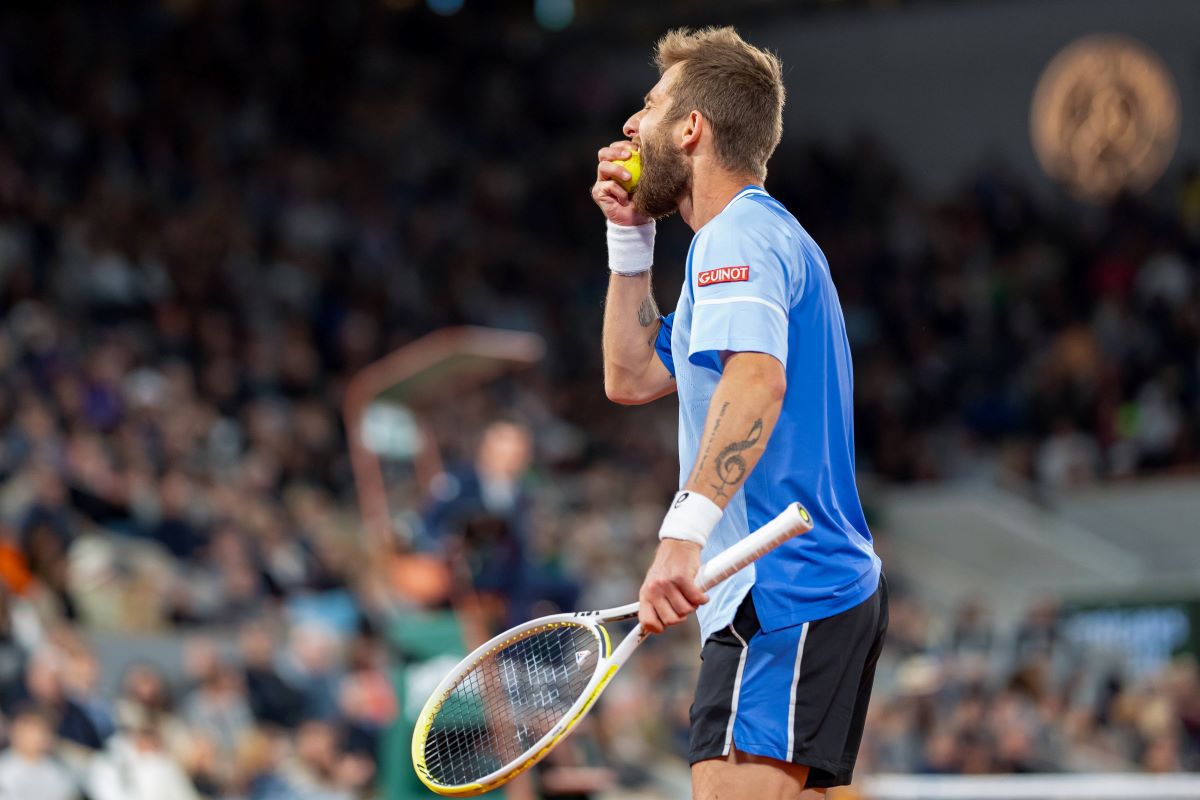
top-left (612, 148), bottom-right (641, 193)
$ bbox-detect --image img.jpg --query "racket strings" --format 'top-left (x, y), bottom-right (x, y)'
top-left (423, 622), bottom-right (602, 787)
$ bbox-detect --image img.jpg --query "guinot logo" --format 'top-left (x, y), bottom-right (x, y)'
top-left (697, 266), bottom-right (749, 287)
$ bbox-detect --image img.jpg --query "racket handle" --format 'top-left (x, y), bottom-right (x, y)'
top-left (695, 502), bottom-right (814, 592)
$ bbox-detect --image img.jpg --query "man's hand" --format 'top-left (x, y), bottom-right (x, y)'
top-left (638, 539), bottom-right (708, 634)
top-left (592, 141), bottom-right (652, 227)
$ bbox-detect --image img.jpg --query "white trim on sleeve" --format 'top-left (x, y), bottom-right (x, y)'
top-left (693, 295), bottom-right (789, 322)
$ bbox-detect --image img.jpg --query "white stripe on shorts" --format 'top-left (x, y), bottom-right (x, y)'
top-left (785, 622), bottom-right (810, 761)
top-left (722, 623), bottom-right (750, 756)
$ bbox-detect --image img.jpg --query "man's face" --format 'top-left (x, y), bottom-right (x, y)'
top-left (477, 421), bottom-right (532, 481)
top-left (623, 64), bottom-right (693, 219)
top-left (12, 715), bottom-right (52, 759)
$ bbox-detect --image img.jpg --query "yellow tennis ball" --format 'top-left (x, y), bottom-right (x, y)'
top-left (612, 148), bottom-right (641, 193)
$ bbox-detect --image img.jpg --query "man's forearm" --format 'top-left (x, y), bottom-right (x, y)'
top-left (683, 353), bottom-right (786, 509)
top-left (601, 272), bottom-right (665, 401)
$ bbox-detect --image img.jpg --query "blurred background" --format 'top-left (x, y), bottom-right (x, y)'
top-left (0, 1), bottom-right (1198, 799)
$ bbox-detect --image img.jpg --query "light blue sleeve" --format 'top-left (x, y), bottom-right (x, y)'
top-left (687, 222), bottom-right (801, 373)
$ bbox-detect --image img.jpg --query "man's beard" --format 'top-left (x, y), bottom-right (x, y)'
top-left (633, 127), bottom-right (692, 220)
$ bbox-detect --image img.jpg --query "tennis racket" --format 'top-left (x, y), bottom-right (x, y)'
top-left (411, 501), bottom-right (814, 796)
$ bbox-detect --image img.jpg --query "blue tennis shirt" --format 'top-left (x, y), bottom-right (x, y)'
top-left (654, 186), bottom-right (881, 642)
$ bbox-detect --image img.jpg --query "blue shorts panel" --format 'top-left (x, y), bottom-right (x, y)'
top-left (689, 575), bottom-right (889, 790)
top-left (732, 618), bottom-right (809, 759)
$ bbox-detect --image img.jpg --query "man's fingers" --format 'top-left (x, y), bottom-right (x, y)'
top-left (597, 142), bottom-right (634, 162)
top-left (639, 606), bottom-right (664, 635)
top-left (597, 162), bottom-right (632, 183)
top-left (680, 581), bottom-right (709, 607)
top-left (591, 180), bottom-right (629, 207)
top-left (664, 584), bottom-right (697, 618)
top-left (594, 156), bottom-right (633, 192)
top-left (638, 583), bottom-right (683, 631)
top-left (597, 147), bottom-right (631, 162)
top-left (653, 597), bottom-right (683, 627)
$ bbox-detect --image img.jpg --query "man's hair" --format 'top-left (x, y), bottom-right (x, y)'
top-left (655, 26), bottom-right (785, 181)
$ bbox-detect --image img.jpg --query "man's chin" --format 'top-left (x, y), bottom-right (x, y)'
top-left (638, 205), bottom-right (679, 221)
top-left (633, 192), bottom-right (682, 220)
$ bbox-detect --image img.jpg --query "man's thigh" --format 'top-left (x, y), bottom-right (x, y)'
top-left (692, 747), bottom-right (813, 800)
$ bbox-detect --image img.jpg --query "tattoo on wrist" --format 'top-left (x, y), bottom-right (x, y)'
top-left (710, 418), bottom-right (763, 499)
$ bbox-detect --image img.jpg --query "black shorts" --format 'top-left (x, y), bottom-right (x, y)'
top-left (689, 574), bottom-right (888, 789)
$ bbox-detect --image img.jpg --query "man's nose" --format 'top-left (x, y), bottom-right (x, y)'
top-left (623, 110), bottom-right (642, 139)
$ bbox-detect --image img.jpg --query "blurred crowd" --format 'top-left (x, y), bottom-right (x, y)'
top-left (587, 593), bottom-right (1200, 786)
top-left (814, 149), bottom-right (1200, 487)
top-left (0, 1), bottom-right (1197, 797)
top-left (0, 615), bottom-right (393, 800)
top-left (858, 594), bottom-right (1200, 776)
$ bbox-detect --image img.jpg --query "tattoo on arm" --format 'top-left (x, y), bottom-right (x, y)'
top-left (709, 418), bottom-right (764, 499)
top-left (692, 401), bottom-right (729, 482)
top-left (637, 294), bottom-right (659, 326)
top-left (638, 294), bottom-right (660, 347)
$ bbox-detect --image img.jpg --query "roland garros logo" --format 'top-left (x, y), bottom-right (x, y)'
top-left (697, 266), bottom-right (750, 287)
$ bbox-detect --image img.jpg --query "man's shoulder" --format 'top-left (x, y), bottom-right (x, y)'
top-left (690, 200), bottom-right (812, 293)
top-left (701, 194), bottom-right (800, 248)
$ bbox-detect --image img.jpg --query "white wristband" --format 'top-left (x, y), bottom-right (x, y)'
top-left (607, 220), bottom-right (655, 275)
top-left (658, 490), bottom-right (723, 548)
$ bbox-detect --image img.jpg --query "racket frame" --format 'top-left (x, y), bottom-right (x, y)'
top-left (412, 501), bottom-right (813, 796)
top-left (411, 603), bottom-right (640, 795)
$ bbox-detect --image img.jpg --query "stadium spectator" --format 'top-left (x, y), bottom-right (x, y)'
top-left (238, 620), bottom-right (306, 729)
top-left (425, 420), bottom-right (581, 624)
top-left (0, 709), bottom-right (80, 800)
top-left (337, 634), bottom-right (397, 760)
top-left (279, 623), bottom-right (345, 723)
top-left (60, 642), bottom-right (116, 741)
top-left (279, 719), bottom-right (364, 800)
top-left (15, 648), bottom-right (104, 751)
top-left (87, 705), bottom-right (200, 800)
top-left (181, 660), bottom-right (256, 758)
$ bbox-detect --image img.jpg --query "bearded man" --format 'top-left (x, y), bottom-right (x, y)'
top-left (590, 27), bottom-right (888, 800)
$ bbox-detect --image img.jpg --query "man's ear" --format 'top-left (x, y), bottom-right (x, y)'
top-left (679, 110), bottom-right (703, 152)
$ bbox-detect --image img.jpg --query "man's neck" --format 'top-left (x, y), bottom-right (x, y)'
top-left (679, 161), bottom-right (761, 232)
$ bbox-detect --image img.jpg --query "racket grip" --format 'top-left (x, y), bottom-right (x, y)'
top-left (695, 502), bottom-right (814, 592)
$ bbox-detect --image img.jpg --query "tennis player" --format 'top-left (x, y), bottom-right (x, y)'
top-left (590, 27), bottom-right (887, 799)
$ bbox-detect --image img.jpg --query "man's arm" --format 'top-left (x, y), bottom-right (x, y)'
top-left (591, 138), bottom-right (676, 405)
top-left (638, 351), bottom-right (787, 633)
top-left (602, 272), bottom-right (676, 405)
top-left (683, 352), bottom-right (785, 503)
